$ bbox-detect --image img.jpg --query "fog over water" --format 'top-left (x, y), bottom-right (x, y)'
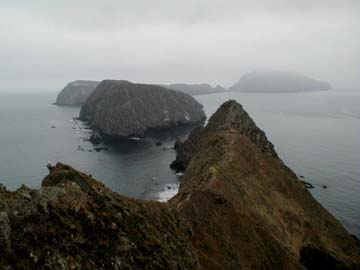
top-left (1, 0), bottom-right (359, 91)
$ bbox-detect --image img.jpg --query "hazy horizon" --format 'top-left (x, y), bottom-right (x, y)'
top-left (1, 0), bottom-right (359, 91)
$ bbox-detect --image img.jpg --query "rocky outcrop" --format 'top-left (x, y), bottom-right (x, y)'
top-left (0, 164), bottom-right (199, 269)
top-left (79, 80), bottom-right (206, 139)
top-left (55, 80), bottom-right (99, 105)
top-left (171, 100), bottom-right (360, 269)
top-left (164, 83), bottom-right (227, 96)
top-left (229, 70), bottom-right (331, 92)
top-left (170, 126), bottom-right (205, 172)
top-left (1, 100), bottom-right (359, 269)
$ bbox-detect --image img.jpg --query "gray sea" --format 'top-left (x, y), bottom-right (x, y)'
top-left (0, 89), bottom-right (359, 237)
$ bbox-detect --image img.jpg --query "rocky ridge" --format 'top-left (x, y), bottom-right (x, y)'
top-left (0, 165), bottom-right (198, 269)
top-left (171, 100), bottom-right (360, 269)
top-left (1, 100), bottom-right (359, 269)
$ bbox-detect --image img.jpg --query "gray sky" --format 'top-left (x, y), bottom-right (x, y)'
top-left (1, 0), bottom-right (359, 91)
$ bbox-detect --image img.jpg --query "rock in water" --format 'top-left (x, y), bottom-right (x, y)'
top-left (229, 70), bottom-right (331, 92)
top-left (89, 131), bottom-right (103, 145)
top-left (79, 80), bottom-right (206, 138)
top-left (55, 80), bottom-right (99, 105)
top-left (0, 100), bottom-right (359, 269)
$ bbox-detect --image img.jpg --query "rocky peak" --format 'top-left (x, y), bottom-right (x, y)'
top-left (170, 100), bottom-right (278, 172)
top-left (171, 100), bottom-right (360, 269)
top-left (206, 100), bottom-right (277, 156)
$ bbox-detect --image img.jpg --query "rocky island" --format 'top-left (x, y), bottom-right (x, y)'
top-left (55, 80), bottom-right (99, 105)
top-left (79, 80), bottom-right (206, 140)
top-left (1, 100), bottom-right (359, 269)
top-left (229, 70), bottom-right (332, 93)
top-left (164, 83), bottom-right (227, 95)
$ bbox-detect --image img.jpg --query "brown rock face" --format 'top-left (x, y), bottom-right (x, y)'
top-left (79, 80), bottom-right (206, 138)
top-left (0, 164), bottom-right (199, 270)
top-left (171, 100), bottom-right (360, 269)
top-left (0, 100), bottom-right (359, 269)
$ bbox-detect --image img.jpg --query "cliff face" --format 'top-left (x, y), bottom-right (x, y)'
top-left (55, 80), bottom-right (99, 105)
top-left (164, 83), bottom-right (227, 96)
top-left (229, 70), bottom-right (331, 92)
top-left (79, 80), bottom-right (206, 138)
top-left (1, 100), bottom-right (359, 270)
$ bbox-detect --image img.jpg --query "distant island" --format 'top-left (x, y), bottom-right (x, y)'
top-left (1, 100), bottom-right (359, 269)
top-left (54, 71), bottom-right (332, 106)
top-left (55, 81), bottom-right (226, 106)
top-left (80, 80), bottom-right (206, 141)
top-left (229, 70), bottom-right (331, 93)
top-left (163, 83), bottom-right (227, 95)
top-left (54, 80), bottom-right (99, 105)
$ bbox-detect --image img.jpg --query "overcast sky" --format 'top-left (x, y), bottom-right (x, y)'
top-left (1, 0), bottom-right (359, 91)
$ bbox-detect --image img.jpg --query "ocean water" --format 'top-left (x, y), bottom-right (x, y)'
top-left (0, 89), bottom-right (359, 237)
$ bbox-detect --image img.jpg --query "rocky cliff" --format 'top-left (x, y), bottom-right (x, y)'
top-left (1, 100), bottom-right (359, 270)
top-left (55, 80), bottom-right (99, 105)
top-left (79, 80), bottom-right (206, 138)
top-left (230, 70), bottom-right (331, 92)
top-left (171, 100), bottom-right (360, 269)
top-left (164, 83), bottom-right (227, 96)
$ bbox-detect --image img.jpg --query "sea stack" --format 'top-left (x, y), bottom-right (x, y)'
top-left (79, 80), bottom-right (206, 139)
top-left (0, 101), bottom-right (359, 269)
top-left (229, 70), bottom-right (331, 92)
top-left (55, 80), bottom-right (99, 105)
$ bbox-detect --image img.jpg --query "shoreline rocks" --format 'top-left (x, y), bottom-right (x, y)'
top-left (89, 131), bottom-right (103, 145)
top-left (301, 180), bottom-right (315, 189)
